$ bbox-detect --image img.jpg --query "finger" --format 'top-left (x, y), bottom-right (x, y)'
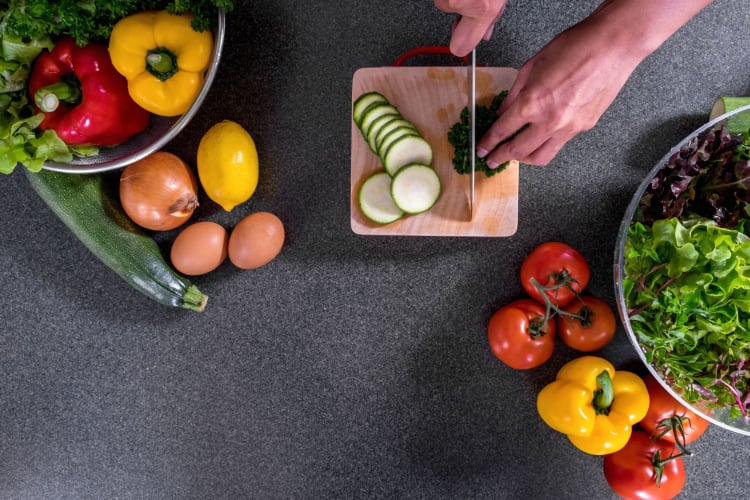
top-left (497, 65), bottom-right (530, 116)
top-left (450, 16), bottom-right (495, 57)
top-left (487, 126), bottom-right (573, 167)
top-left (482, 10), bottom-right (505, 40)
top-left (476, 103), bottom-right (530, 158)
top-left (433, 0), bottom-right (458, 13)
top-left (484, 120), bottom-right (561, 167)
top-left (482, 23), bottom-right (496, 41)
top-left (522, 138), bottom-right (566, 166)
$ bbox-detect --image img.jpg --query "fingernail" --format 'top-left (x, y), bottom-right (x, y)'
top-left (487, 160), bottom-right (499, 170)
top-left (477, 147), bottom-right (488, 158)
top-left (483, 25), bottom-right (494, 41)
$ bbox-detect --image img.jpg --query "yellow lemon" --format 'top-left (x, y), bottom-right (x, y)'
top-left (197, 120), bottom-right (259, 211)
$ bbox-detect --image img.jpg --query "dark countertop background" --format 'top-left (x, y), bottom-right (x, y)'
top-left (1, 1), bottom-right (749, 498)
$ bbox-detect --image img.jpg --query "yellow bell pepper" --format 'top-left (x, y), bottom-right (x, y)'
top-left (536, 356), bottom-right (650, 455)
top-left (108, 10), bottom-right (213, 117)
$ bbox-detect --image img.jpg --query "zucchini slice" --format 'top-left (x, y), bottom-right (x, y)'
top-left (365, 114), bottom-right (402, 153)
top-left (360, 103), bottom-right (400, 139)
top-left (382, 135), bottom-right (433, 176)
top-left (353, 91), bottom-right (388, 126)
top-left (390, 164), bottom-right (442, 214)
top-left (373, 120), bottom-right (418, 155)
top-left (377, 126), bottom-right (420, 159)
top-left (358, 171), bottom-right (404, 224)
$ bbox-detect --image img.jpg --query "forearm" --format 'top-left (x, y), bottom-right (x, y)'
top-left (585, 0), bottom-right (715, 61)
top-left (475, 0), bottom-right (717, 166)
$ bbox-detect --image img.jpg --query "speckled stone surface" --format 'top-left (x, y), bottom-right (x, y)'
top-left (1, 1), bottom-right (749, 498)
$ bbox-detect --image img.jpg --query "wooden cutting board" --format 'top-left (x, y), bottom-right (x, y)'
top-left (351, 66), bottom-right (519, 237)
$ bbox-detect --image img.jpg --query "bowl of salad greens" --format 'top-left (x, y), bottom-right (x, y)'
top-left (615, 102), bottom-right (750, 435)
top-left (0, 1), bottom-right (230, 175)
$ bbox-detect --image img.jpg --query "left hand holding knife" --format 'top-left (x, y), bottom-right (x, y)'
top-left (435, 1), bottom-right (505, 219)
top-left (433, 0), bottom-right (507, 57)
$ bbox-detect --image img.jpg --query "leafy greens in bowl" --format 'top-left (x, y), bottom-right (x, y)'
top-left (614, 103), bottom-right (750, 436)
top-left (0, 1), bottom-right (230, 175)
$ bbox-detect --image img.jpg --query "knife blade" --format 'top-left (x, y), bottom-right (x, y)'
top-left (467, 48), bottom-right (477, 219)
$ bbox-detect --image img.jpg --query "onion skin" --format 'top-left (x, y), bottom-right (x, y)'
top-left (119, 151), bottom-right (199, 231)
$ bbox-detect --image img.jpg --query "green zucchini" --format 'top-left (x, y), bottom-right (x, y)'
top-left (24, 169), bottom-right (207, 312)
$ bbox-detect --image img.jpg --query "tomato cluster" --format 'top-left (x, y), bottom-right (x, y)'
top-left (488, 241), bottom-right (712, 499)
top-left (487, 241), bottom-right (615, 369)
top-left (603, 374), bottom-right (710, 500)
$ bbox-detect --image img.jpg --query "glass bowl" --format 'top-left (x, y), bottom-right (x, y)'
top-left (42, 10), bottom-right (226, 174)
top-left (614, 102), bottom-right (750, 436)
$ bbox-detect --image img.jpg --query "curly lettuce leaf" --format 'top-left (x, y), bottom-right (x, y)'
top-left (624, 216), bottom-right (750, 417)
top-left (0, 92), bottom-right (72, 173)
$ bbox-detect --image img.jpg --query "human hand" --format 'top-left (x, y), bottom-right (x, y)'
top-left (433, 0), bottom-right (508, 57)
top-left (476, 18), bottom-right (643, 166)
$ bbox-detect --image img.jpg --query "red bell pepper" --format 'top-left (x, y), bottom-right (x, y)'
top-left (28, 37), bottom-right (150, 146)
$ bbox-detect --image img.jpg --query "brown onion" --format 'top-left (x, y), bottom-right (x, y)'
top-left (119, 151), bottom-right (199, 231)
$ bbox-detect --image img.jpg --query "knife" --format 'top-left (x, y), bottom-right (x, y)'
top-left (467, 48), bottom-right (477, 219)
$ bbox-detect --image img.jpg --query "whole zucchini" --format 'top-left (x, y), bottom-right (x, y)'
top-left (24, 168), bottom-right (207, 312)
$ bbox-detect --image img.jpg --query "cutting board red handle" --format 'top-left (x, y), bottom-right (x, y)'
top-left (392, 46), bottom-right (468, 67)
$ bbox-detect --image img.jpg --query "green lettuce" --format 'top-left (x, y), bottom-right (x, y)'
top-left (624, 216), bottom-right (750, 417)
top-left (0, 91), bottom-right (72, 173)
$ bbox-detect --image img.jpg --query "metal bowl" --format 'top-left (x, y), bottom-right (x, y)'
top-left (614, 103), bottom-right (750, 436)
top-left (42, 11), bottom-right (226, 174)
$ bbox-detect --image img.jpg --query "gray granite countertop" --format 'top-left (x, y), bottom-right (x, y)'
top-left (1, 1), bottom-right (749, 498)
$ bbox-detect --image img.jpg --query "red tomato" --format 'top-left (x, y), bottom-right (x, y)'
top-left (556, 295), bottom-right (616, 352)
top-left (520, 242), bottom-right (590, 307)
top-left (603, 429), bottom-right (686, 500)
top-left (487, 298), bottom-right (555, 370)
top-left (640, 374), bottom-right (710, 445)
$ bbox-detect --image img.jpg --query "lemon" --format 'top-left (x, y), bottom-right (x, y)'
top-left (197, 120), bottom-right (259, 211)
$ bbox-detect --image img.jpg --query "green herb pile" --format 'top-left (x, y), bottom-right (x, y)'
top-left (624, 123), bottom-right (750, 418)
top-left (0, 0), bottom-right (234, 173)
top-left (447, 90), bottom-right (511, 178)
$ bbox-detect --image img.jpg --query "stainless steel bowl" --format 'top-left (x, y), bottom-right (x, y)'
top-left (614, 103), bottom-right (750, 436)
top-left (42, 11), bottom-right (226, 174)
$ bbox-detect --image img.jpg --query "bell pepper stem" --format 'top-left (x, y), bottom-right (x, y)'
top-left (146, 49), bottom-right (178, 81)
top-left (593, 370), bottom-right (614, 415)
top-left (34, 80), bottom-right (82, 112)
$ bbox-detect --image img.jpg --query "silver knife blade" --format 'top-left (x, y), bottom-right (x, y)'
top-left (468, 48), bottom-right (477, 219)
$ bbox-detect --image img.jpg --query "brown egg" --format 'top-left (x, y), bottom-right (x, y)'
top-left (170, 221), bottom-right (228, 276)
top-left (228, 212), bottom-right (285, 269)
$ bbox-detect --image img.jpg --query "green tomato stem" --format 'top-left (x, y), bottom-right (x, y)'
top-left (529, 275), bottom-right (587, 326)
top-left (654, 415), bottom-right (693, 456)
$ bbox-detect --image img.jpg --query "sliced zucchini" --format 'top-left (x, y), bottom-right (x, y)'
top-left (382, 135), bottom-right (433, 176)
top-left (359, 103), bottom-right (400, 139)
top-left (377, 126), bottom-right (419, 159)
top-left (358, 171), bottom-right (404, 224)
top-left (390, 164), bottom-right (442, 215)
top-left (373, 119), bottom-right (418, 155)
top-left (353, 91), bottom-right (388, 125)
top-left (365, 114), bottom-right (402, 153)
